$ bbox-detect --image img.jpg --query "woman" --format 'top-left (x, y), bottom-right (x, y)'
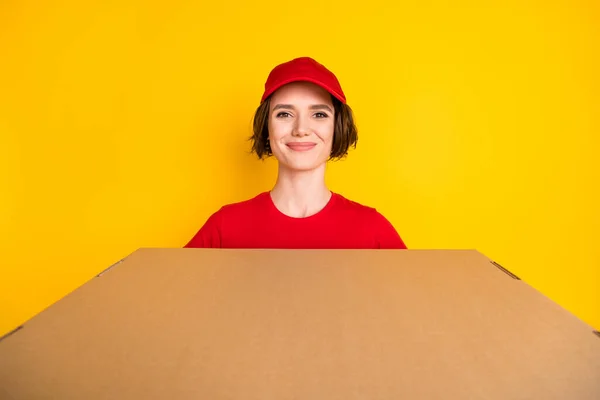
top-left (185, 57), bottom-right (407, 249)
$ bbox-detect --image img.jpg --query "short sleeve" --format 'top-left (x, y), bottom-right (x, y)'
top-left (373, 211), bottom-right (407, 249)
top-left (184, 208), bottom-right (223, 248)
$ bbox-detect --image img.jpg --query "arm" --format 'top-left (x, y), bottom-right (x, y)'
top-left (184, 209), bottom-right (223, 248)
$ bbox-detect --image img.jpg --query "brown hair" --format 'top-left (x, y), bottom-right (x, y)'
top-left (250, 95), bottom-right (358, 160)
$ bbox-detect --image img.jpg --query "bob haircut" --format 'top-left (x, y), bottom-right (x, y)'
top-left (250, 95), bottom-right (358, 160)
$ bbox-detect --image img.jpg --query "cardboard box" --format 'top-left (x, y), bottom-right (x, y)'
top-left (1, 248), bottom-right (599, 399)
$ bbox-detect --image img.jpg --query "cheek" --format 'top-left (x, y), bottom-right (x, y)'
top-left (268, 120), bottom-right (289, 140)
top-left (317, 122), bottom-right (335, 142)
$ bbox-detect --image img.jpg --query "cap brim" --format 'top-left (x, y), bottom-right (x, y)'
top-left (261, 77), bottom-right (346, 104)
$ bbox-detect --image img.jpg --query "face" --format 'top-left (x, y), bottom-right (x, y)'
top-left (267, 81), bottom-right (335, 172)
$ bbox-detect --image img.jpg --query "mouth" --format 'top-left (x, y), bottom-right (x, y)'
top-left (286, 142), bottom-right (317, 152)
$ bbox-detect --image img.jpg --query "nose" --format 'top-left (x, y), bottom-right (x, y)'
top-left (292, 115), bottom-right (310, 137)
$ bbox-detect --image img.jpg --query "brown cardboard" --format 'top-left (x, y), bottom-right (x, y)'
top-left (0, 248), bottom-right (599, 399)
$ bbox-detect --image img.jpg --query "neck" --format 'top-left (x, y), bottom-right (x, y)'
top-left (270, 164), bottom-right (331, 218)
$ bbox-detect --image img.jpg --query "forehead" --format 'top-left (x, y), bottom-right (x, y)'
top-left (270, 81), bottom-right (333, 104)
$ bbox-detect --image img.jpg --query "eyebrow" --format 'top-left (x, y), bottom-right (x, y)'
top-left (272, 104), bottom-right (333, 113)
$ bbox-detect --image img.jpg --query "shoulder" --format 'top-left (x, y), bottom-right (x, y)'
top-left (332, 193), bottom-right (408, 249)
top-left (198, 192), bottom-right (270, 229)
top-left (332, 192), bottom-right (382, 218)
top-left (211, 192), bottom-right (270, 216)
top-left (184, 192), bottom-right (269, 248)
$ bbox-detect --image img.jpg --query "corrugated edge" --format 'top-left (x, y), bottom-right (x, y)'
top-left (486, 255), bottom-right (599, 338)
top-left (0, 252), bottom-right (135, 344)
top-left (96, 258), bottom-right (125, 277)
top-left (490, 260), bottom-right (521, 280)
top-left (0, 325), bottom-right (23, 343)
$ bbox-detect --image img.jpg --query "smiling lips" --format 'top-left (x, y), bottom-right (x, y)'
top-left (286, 142), bottom-right (317, 151)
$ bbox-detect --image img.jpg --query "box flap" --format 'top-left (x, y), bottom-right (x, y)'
top-left (1, 248), bottom-right (598, 399)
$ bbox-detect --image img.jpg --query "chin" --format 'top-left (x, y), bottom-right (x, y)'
top-left (277, 157), bottom-right (327, 173)
top-left (282, 162), bottom-right (323, 172)
top-left (272, 148), bottom-right (330, 172)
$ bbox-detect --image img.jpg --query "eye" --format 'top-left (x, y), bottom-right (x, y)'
top-left (276, 111), bottom-right (292, 118)
top-left (314, 112), bottom-right (329, 118)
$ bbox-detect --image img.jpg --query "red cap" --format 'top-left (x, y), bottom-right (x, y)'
top-left (260, 57), bottom-right (346, 104)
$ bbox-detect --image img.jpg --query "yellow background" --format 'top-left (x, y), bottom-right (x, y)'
top-left (1, 1), bottom-right (599, 336)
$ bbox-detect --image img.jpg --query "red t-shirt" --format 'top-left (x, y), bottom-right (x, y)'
top-left (185, 192), bottom-right (407, 249)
